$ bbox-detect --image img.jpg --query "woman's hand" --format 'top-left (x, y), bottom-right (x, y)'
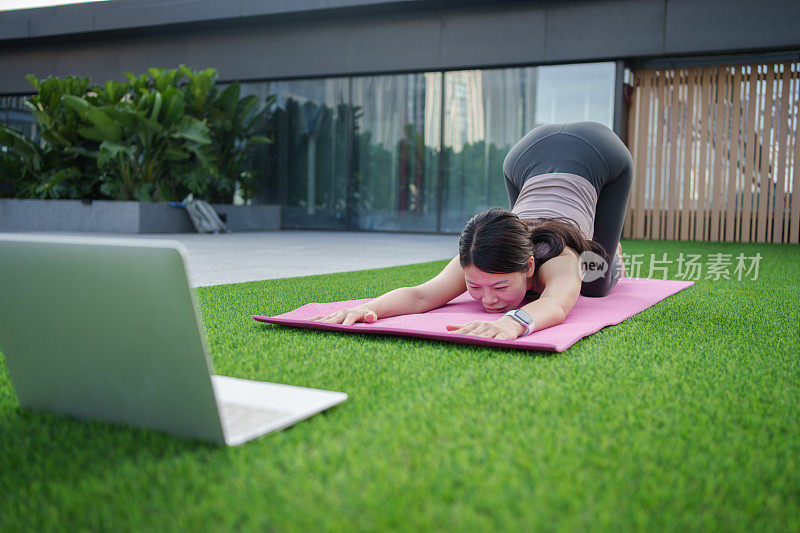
top-left (445, 316), bottom-right (525, 340)
top-left (307, 306), bottom-right (378, 326)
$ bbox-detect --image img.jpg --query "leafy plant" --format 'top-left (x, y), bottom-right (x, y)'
top-left (169, 66), bottom-right (273, 202)
top-left (205, 84), bottom-right (273, 203)
top-left (20, 75), bottom-right (103, 198)
top-left (0, 66), bottom-right (274, 202)
top-left (63, 86), bottom-right (213, 201)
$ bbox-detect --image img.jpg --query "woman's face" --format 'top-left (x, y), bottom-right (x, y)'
top-left (463, 260), bottom-right (534, 313)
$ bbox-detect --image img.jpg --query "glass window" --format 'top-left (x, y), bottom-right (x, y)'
top-left (265, 78), bottom-right (351, 229)
top-left (243, 61), bottom-right (616, 233)
top-left (440, 62), bottom-right (616, 232)
top-left (351, 72), bottom-right (441, 232)
top-left (535, 63), bottom-right (616, 125)
top-left (1, 62), bottom-right (617, 233)
top-left (0, 95), bottom-right (37, 140)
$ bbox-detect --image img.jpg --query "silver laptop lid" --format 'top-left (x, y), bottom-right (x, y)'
top-left (0, 234), bottom-right (226, 444)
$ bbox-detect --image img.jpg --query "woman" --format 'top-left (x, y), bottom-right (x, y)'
top-left (309, 121), bottom-right (634, 340)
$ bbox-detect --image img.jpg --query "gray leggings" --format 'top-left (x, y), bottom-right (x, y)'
top-left (502, 122), bottom-right (634, 297)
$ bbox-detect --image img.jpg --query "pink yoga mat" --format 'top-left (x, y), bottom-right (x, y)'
top-left (253, 277), bottom-right (694, 352)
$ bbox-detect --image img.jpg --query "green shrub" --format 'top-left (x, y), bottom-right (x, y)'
top-left (0, 65), bottom-right (272, 203)
top-left (1, 75), bottom-right (101, 199)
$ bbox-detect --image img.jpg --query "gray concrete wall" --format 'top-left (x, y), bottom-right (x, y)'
top-left (0, 0), bottom-right (798, 94)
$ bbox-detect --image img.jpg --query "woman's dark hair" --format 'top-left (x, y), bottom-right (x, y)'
top-left (459, 207), bottom-right (607, 275)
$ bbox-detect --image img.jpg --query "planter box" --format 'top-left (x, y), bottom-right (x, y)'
top-left (0, 199), bottom-right (281, 233)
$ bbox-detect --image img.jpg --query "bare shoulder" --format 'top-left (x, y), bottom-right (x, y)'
top-left (560, 246), bottom-right (580, 259)
top-left (536, 246), bottom-right (580, 280)
top-left (537, 247), bottom-right (581, 286)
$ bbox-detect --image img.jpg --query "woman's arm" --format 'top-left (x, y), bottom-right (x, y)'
top-left (446, 247), bottom-right (581, 339)
top-left (511, 248), bottom-right (581, 333)
top-left (309, 254), bottom-right (466, 325)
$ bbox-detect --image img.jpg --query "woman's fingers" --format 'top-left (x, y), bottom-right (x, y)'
top-left (475, 324), bottom-right (493, 334)
top-left (308, 314), bottom-right (338, 322)
top-left (342, 309), bottom-right (367, 326)
top-left (341, 313), bottom-right (357, 326)
top-left (321, 309), bottom-right (346, 324)
top-left (446, 321), bottom-right (480, 334)
top-left (307, 308), bottom-right (377, 326)
top-left (342, 308), bottom-right (379, 325)
top-left (447, 321), bottom-right (516, 339)
top-left (307, 309), bottom-right (347, 323)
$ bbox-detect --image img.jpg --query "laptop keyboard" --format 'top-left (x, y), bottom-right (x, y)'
top-left (218, 401), bottom-right (291, 437)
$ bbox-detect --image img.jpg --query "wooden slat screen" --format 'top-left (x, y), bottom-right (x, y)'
top-left (624, 61), bottom-right (800, 243)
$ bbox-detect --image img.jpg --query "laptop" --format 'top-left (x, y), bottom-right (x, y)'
top-left (0, 234), bottom-right (347, 446)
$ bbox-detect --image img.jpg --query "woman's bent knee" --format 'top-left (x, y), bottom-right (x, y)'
top-left (580, 283), bottom-right (610, 298)
top-left (580, 270), bottom-right (619, 297)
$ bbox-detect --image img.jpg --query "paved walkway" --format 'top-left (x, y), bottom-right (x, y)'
top-left (3, 230), bottom-right (458, 287)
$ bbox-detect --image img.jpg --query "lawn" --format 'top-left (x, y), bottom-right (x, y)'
top-left (1, 239), bottom-right (798, 531)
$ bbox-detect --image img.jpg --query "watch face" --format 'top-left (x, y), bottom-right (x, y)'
top-left (514, 309), bottom-right (533, 325)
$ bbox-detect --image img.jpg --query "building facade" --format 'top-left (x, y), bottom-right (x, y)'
top-left (1, 0), bottom-right (798, 235)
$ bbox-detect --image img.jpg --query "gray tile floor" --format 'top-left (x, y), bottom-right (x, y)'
top-left (3, 230), bottom-right (459, 287)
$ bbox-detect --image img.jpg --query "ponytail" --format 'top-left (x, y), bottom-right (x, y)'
top-left (524, 217), bottom-right (606, 275)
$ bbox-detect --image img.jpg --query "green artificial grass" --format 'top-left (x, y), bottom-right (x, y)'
top-left (1, 239), bottom-right (798, 531)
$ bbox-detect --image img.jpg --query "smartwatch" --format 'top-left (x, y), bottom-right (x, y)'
top-left (503, 309), bottom-right (536, 337)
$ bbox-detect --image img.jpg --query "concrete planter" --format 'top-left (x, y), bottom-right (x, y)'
top-left (0, 199), bottom-right (281, 233)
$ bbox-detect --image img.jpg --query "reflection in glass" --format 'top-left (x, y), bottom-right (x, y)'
top-left (265, 78), bottom-right (351, 229)
top-left (0, 96), bottom-right (38, 197)
top-left (351, 72), bottom-right (441, 231)
top-left (536, 63), bottom-right (616, 125)
top-left (255, 61), bottom-right (615, 233)
top-left (1, 62), bottom-right (617, 233)
top-left (0, 95), bottom-right (37, 140)
top-left (441, 63), bottom-right (616, 232)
